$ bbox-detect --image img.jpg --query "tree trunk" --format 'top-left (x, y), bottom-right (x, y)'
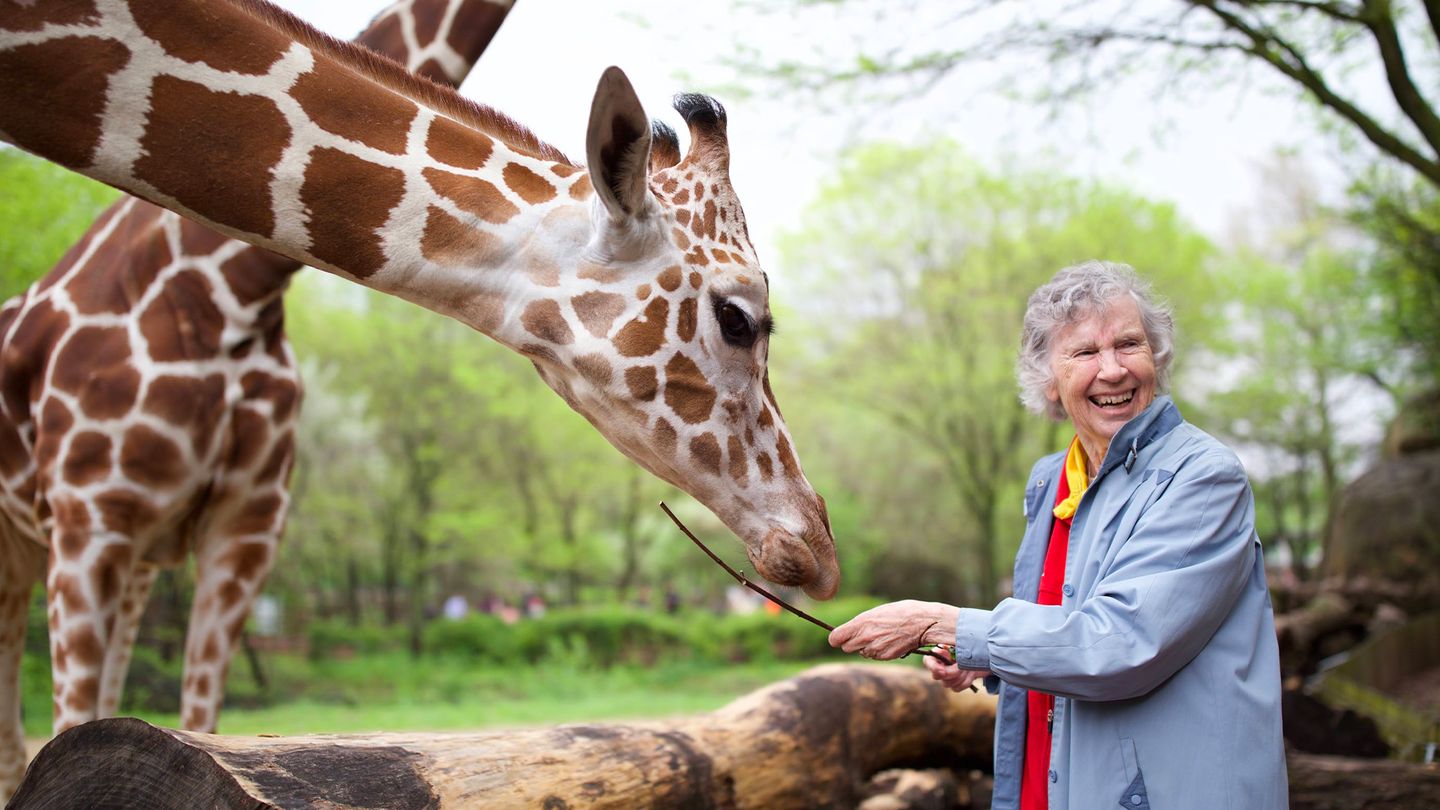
top-left (10, 664), bottom-right (996, 809)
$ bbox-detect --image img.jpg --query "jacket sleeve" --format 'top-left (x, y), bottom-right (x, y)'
top-left (951, 448), bottom-right (1259, 702)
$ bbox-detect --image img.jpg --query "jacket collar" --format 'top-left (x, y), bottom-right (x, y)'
top-left (1092, 395), bottom-right (1182, 482)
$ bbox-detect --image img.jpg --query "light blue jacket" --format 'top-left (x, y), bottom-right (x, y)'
top-left (951, 397), bottom-right (1288, 809)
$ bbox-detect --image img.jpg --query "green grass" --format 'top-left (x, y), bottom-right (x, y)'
top-left (27, 655), bottom-right (827, 738)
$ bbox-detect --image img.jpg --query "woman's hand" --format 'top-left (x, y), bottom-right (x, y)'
top-left (923, 645), bottom-right (990, 693)
top-left (828, 600), bottom-right (960, 660)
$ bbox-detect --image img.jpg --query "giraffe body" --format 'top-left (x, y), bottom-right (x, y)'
top-left (0, 0), bottom-right (515, 797)
top-left (0, 0), bottom-right (838, 797)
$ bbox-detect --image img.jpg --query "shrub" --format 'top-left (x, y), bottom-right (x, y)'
top-left (513, 607), bottom-right (690, 668)
top-left (422, 613), bottom-right (522, 665)
top-left (307, 619), bottom-right (406, 660)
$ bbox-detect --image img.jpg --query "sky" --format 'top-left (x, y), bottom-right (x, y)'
top-left (270, 0), bottom-right (1346, 297)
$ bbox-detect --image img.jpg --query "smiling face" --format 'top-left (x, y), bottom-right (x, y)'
top-left (1045, 294), bottom-right (1157, 468)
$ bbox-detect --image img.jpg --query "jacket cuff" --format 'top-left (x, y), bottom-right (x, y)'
top-left (952, 607), bottom-right (993, 670)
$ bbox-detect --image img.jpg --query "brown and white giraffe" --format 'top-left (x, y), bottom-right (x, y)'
top-left (0, 0), bottom-right (517, 796)
top-left (0, 0), bottom-right (838, 771)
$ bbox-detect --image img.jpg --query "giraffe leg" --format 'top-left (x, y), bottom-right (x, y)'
top-left (97, 561), bottom-right (158, 718)
top-left (180, 532), bottom-right (277, 732)
top-left (45, 527), bottom-right (134, 735)
top-left (0, 581), bottom-right (34, 801)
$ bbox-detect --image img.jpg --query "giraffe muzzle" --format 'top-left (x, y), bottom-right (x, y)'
top-left (750, 524), bottom-right (840, 601)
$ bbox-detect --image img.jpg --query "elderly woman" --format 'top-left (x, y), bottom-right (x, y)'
top-left (830, 261), bottom-right (1287, 809)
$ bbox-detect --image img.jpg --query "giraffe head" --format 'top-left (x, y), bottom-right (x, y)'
top-left (513, 68), bottom-right (838, 599)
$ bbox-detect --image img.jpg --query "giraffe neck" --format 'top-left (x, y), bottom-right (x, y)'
top-left (0, 0), bottom-right (571, 345)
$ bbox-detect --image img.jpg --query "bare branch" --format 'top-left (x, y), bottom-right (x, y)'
top-left (1192, 0), bottom-right (1440, 185)
top-left (1357, 0), bottom-right (1440, 156)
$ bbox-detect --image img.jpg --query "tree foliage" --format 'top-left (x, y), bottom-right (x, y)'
top-left (777, 140), bottom-right (1216, 603)
top-left (0, 148), bottom-right (120, 299)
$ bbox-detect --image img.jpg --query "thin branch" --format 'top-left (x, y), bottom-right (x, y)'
top-left (1358, 0), bottom-right (1440, 156)
top-left (1192, 0), bottom-right (1440, 185)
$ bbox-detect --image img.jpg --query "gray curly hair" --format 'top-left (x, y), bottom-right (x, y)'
top-left (1017, 260), bottom-right (1175, 421)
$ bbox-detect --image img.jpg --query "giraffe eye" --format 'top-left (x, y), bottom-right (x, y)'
top-left (714, 299), bottom-right (757, 349)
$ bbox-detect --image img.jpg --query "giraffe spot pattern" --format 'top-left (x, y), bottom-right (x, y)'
top-left (635, 284), bottom-right (651, 300)
top-left (420, 205), bottom-right (503, 266)
top-left (128, 0), bottom-right (288, 74)
top-left (568, 174), bottom-right (594, 201)
top-left (677, 298), bottom-right (697, 343)
top-left (228, 409), bottom-right (270, 471)
top-left (663, 353), bottom-right (717, 425)
top-left (301, 147), bottom-right (407, 278)
top-left (293, 59), bottom-right (420, 155)
top-left (220, 243), bottom-right (304, 306)
top-left (571, 291), bottom-right (626, 338)
top-left (34, 399), bottom-right (74, 485)
top-left (225, 496), bottom-right (283, 537)
top-left (502, 163), bottom-right (557, 205)
top-left (78, 365), bottom-right (141, 422)
top-left (257, 433), bottom-right (295, 485)
top-left (625, 366), bottom-right (658, 402)
top-left (727, 435), bottom-right (748, 486)
top-left (356, 10), bottom-right (406, 68)
top-left (424, 167), bottom-right (520, 224)
top-left (574, 354), bottom-right (612, 388)
top-left (654, 418), bottom-right (677, 459)
top-left (425, 117), bottom-right (495, 170)
top-left (136, 76), bottom-right (289, 240)
top-left (242, 371), bottom-right (299, 426)
top-left (139, 271), bottom-right (225, 361)
top-left (3, 0), bottom-right (98, 31)
top-left (53, 327), bottom-right (129, 395)
top-left (689, 433), bottom-right (722, 476)
top-left (613, 297), bottom-right (670, 358)
top-left (144, 374), bottom-right (226, 458)
top-left (412, 2), bottom-right (442, 46)
top-left (776, 432), bottom-right (801, 479)
top-left (756, 452), bottom-right (774, 482)
top-left (120, 424), bottom-right (186, 488)
top-left (94, 489), bottom-right (160, 535)
top-left (63, 431), bottom-right (112, 487)
top-left (94, 541), bottom-right (131, 605)
top-left (66, 224), bottom-right (170, 315)
top-left (522, 300), bottom-right (574, 345)
top-left (689, 272), bottom-right (702, 289)
top-left (657, 266), bottom-right (682, 292)
top-left (0, 36), bottom-right (130, 169)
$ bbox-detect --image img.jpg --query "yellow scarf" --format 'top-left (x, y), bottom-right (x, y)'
top-left (1051, 437), bottom-right (1091, 520)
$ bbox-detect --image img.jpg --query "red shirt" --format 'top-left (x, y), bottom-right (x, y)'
top-left (1020, 468), bottom-right (1073, 810)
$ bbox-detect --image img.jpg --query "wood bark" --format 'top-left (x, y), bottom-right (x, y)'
top-left (1287, 752), bottom-right (1440, 810)
top-left (8, 664), bottom-right (997, 809)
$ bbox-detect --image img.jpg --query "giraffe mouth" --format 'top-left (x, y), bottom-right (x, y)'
top-left (749, 526), bottom-right (840, 601)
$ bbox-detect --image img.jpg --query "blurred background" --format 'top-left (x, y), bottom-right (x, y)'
top-left (3, 0), bottom-right (1435, 766)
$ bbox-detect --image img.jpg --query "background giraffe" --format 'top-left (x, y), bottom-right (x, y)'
top-left (0, 0), bottom-right (839, 793)
top-left (0, 0), bottom-right (517, 797)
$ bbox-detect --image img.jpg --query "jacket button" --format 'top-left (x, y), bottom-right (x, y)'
top-left (1048, 769), bottom-right (1057, 783)
top-left (1131, 795), bottom-right (1143, 805)
top-left (1062, 584), bottom-right (1074, 597)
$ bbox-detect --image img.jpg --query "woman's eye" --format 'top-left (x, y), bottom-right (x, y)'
top-left (715, 300), bottom-right (757, 348)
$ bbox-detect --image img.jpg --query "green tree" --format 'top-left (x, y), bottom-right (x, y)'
top-left (0, 148), bottom-right (120, 298)
top-left (779, 140), bottom-right (1216, 603)
top-left (736, 0), bottom-right (1440, 384)
top-left (1194, 153), bottom-right (1396, 575)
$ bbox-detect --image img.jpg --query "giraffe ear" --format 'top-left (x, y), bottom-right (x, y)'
top-left (586, 66), bottom-right (653, 219)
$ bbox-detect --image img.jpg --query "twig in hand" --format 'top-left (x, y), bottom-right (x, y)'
top-left (659, 501), bottom-right (956, 670)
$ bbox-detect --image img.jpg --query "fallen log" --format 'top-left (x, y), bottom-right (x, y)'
top-left (1288, 753), bottom-right (1440, 809)
top-left (8, 663), bottom-right (996, 809)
